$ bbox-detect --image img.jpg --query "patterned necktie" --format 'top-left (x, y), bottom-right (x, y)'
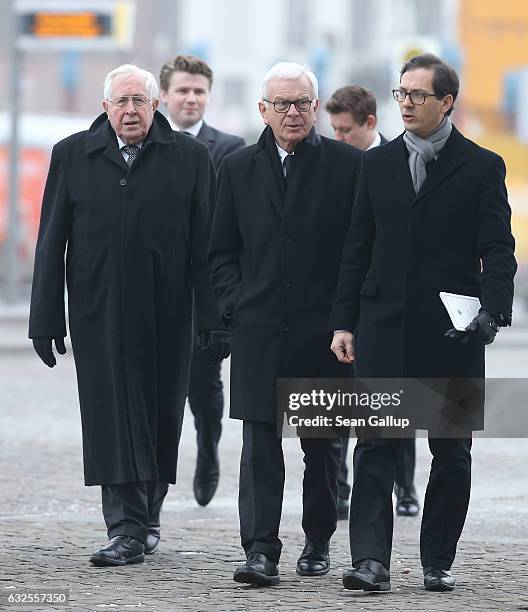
top-left (123, 144), bottom-right (140, 167)
top-left (283, 154), bottom-right (294, 185)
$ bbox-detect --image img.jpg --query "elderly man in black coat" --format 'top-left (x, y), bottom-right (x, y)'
top-left (331, 54), bottom-right (516, 593)
top-left (209, 62), bottom-right (361, 586)
top-left (29, 64), bottom-right (228, 566)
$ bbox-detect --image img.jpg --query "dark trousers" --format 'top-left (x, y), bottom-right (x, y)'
top-left (101, 480), bottom-right (169, 543)
top-left (338, 437), bottom-right (417, 499)
top-left (188, 333), bottom-right (223, 474)
top-left (239, 421), bottom-right (340, 564)
top-left (349, 436), bottom-right (471, 570)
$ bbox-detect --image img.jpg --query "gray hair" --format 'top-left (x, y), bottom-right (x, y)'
top-left (103, 64), bottom-right (159, 100)
top-left (261, 62), bottom-right (319, 100)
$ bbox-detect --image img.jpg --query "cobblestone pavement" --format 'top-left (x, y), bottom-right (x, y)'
top-left (1, 342), bottom-right (528, 611)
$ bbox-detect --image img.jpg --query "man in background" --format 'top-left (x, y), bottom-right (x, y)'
top-left (160, 55), bottom-right (245, 507)
top-left (325, 85), bottom-right (420, 520)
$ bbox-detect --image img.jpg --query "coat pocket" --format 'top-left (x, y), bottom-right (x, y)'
top-left (360, 280), bottom-right (378, 296)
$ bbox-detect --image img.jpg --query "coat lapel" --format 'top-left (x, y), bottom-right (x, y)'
top-left (284, 127), bottom-right (321, 219)
top-left (254, 127), bottom-right (285, 217)
top-left (383, 135), bottom-right (416, 201)
top-left (196, 122), bottom-right (215, 149)
top-left (412, 126), bottom-right (468, 204)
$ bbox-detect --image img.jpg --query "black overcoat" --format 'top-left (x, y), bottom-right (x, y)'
top-left (208, 127), bottom-right (361, 424)
top-left (29, 111), bottom-right (221, 485)
top-left (330, 127), bottom-right (517, 379)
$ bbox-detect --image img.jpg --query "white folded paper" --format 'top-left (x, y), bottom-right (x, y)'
top-left (439, 292), bottom-right (481, 331)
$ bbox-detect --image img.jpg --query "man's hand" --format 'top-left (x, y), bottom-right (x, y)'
top-left (32, 336), bottom-right (67, 367)
top-left (199, 330), bottom-right (231, 365)
top-left (331, 331), bottom-right (355, 363)
top-left (444, 310), bottom-right (499, 346)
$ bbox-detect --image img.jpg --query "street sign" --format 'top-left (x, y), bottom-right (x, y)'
top-left (15, 1), bottom-right (136, 50)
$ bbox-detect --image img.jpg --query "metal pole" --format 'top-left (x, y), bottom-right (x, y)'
top-left (5, 0), bottom-right (21, 304)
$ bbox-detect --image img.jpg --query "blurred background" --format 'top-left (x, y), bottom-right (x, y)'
top-left (0, 0), bottom-right (527, 318)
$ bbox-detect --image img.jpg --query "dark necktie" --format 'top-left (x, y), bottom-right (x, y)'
top-left (283, 154), bottom-right (294, 185)
top-left (123, 144), bottom-right (140, 167)
top-left (182, 131), bottom-right (194, 137)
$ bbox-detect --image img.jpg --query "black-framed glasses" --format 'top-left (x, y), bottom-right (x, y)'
top-left (392, 89), bottom-right (440, 105)
top-left (107, 96), bottom-right (152, 108)
top-left (263, 98), bottom-right (315, 113)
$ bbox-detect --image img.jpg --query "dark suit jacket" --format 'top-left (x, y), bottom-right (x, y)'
top-left (330, 126), bottom-right (517, 379)
top-left (209, 126), bottom-right (361, 423)
top-left (196, 121), bottom-right (246, 169)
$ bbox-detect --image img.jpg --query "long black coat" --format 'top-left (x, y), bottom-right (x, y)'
top-left (209, 127), bottom-right (361, 424)
top-left (29, 111), bottom-right (221, 485)
top-left (330, 127), bottom-right (517, 379)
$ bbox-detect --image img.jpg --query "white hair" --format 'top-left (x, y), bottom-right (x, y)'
top-left (103, 64), bottom-right (159, 100)
top-left (261, 62), bottom-right (319, 100)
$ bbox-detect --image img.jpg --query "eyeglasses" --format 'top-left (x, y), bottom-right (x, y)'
top-left (263, 98), bottom-right (315, 113)
top-left (107, 96), bottom-right (152, 108)
top-left (392, 89), bottom-right (440, 105)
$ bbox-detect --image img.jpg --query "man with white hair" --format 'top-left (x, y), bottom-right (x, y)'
top-left (209, 62), bottom-right (362, 586)
top-left (29, 64), bottom-right (227, 566)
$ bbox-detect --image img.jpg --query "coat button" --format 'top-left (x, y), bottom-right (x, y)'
top-left (120, 178), bottom-right (127, 186)
top-left (283, 234), bottom-right (291, 244)
top-left (282, 280), bottom-right (291, 288)
top-left (281, 323), bottom-right (289, 333)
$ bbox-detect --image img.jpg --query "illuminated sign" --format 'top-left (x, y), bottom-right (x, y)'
top-left (15, 1), bottom-right (135, 50)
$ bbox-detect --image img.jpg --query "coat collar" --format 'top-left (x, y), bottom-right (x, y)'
top-left (412, 125), bottom-right (468, 203)
top-left (382, 125), bottom-right (468, 204)
top-left (253, 125), bottom-right (322, 217)
top-left (85, 111), bottom-right (176, 168)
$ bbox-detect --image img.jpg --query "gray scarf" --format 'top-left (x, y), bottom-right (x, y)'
top-left (403, 116), bottom-right (452, 193)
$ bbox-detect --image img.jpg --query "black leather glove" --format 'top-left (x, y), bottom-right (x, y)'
top-left (444, 310), bottom-right (499, 346)
top-left (199, 330), bottom-right (231, 365)
top-left (32, 336), bottom-right (67, 367)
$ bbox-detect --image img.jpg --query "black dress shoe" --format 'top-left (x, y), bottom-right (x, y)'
top-left (395, 484), bottom-right (420, 517)
top-left (342, 558), bottom-right (391, 591)
top-left (90, 536), bottom-right (144, 567)
top-left (144, 527), bottom-right (160, 555)
top-left (296, 539), bottom-right (330, 576)
top-left (233, 552), bottom-right (280, 586)
top-left (193, 462), bottom-right (219, 507)
top-left (337, 496), bottom-right (349, 521)
top-left (423, 567), bottom-right (455, 591)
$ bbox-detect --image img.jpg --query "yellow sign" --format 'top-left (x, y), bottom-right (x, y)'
top-left (15, 1), bottom-right (136, 50)
top-left (30, 13), bottom-right (106, 38)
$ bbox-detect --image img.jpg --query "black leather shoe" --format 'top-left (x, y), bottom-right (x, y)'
top-left (395, 484), bottom-right (420, 517)
top-left (144, 527), bottom-right (160, 555)
top-left (90, 536), bottom-right (144, 567)
top-left (233, 552), bottom-right (280, 586)
top-left (193, 461), bottom-right (219, 507)
top-left (423, 567), bottom-right (455, 591)
top-left (342, 559), bottom-right (391, 591)
top-left (337, 496), bottom-right (349, 521)
top-left (296, 539), bottom-right (330, 576)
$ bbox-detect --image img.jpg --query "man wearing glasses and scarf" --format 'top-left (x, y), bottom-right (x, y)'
top-left (331, 54), bottom-right (516, 593)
